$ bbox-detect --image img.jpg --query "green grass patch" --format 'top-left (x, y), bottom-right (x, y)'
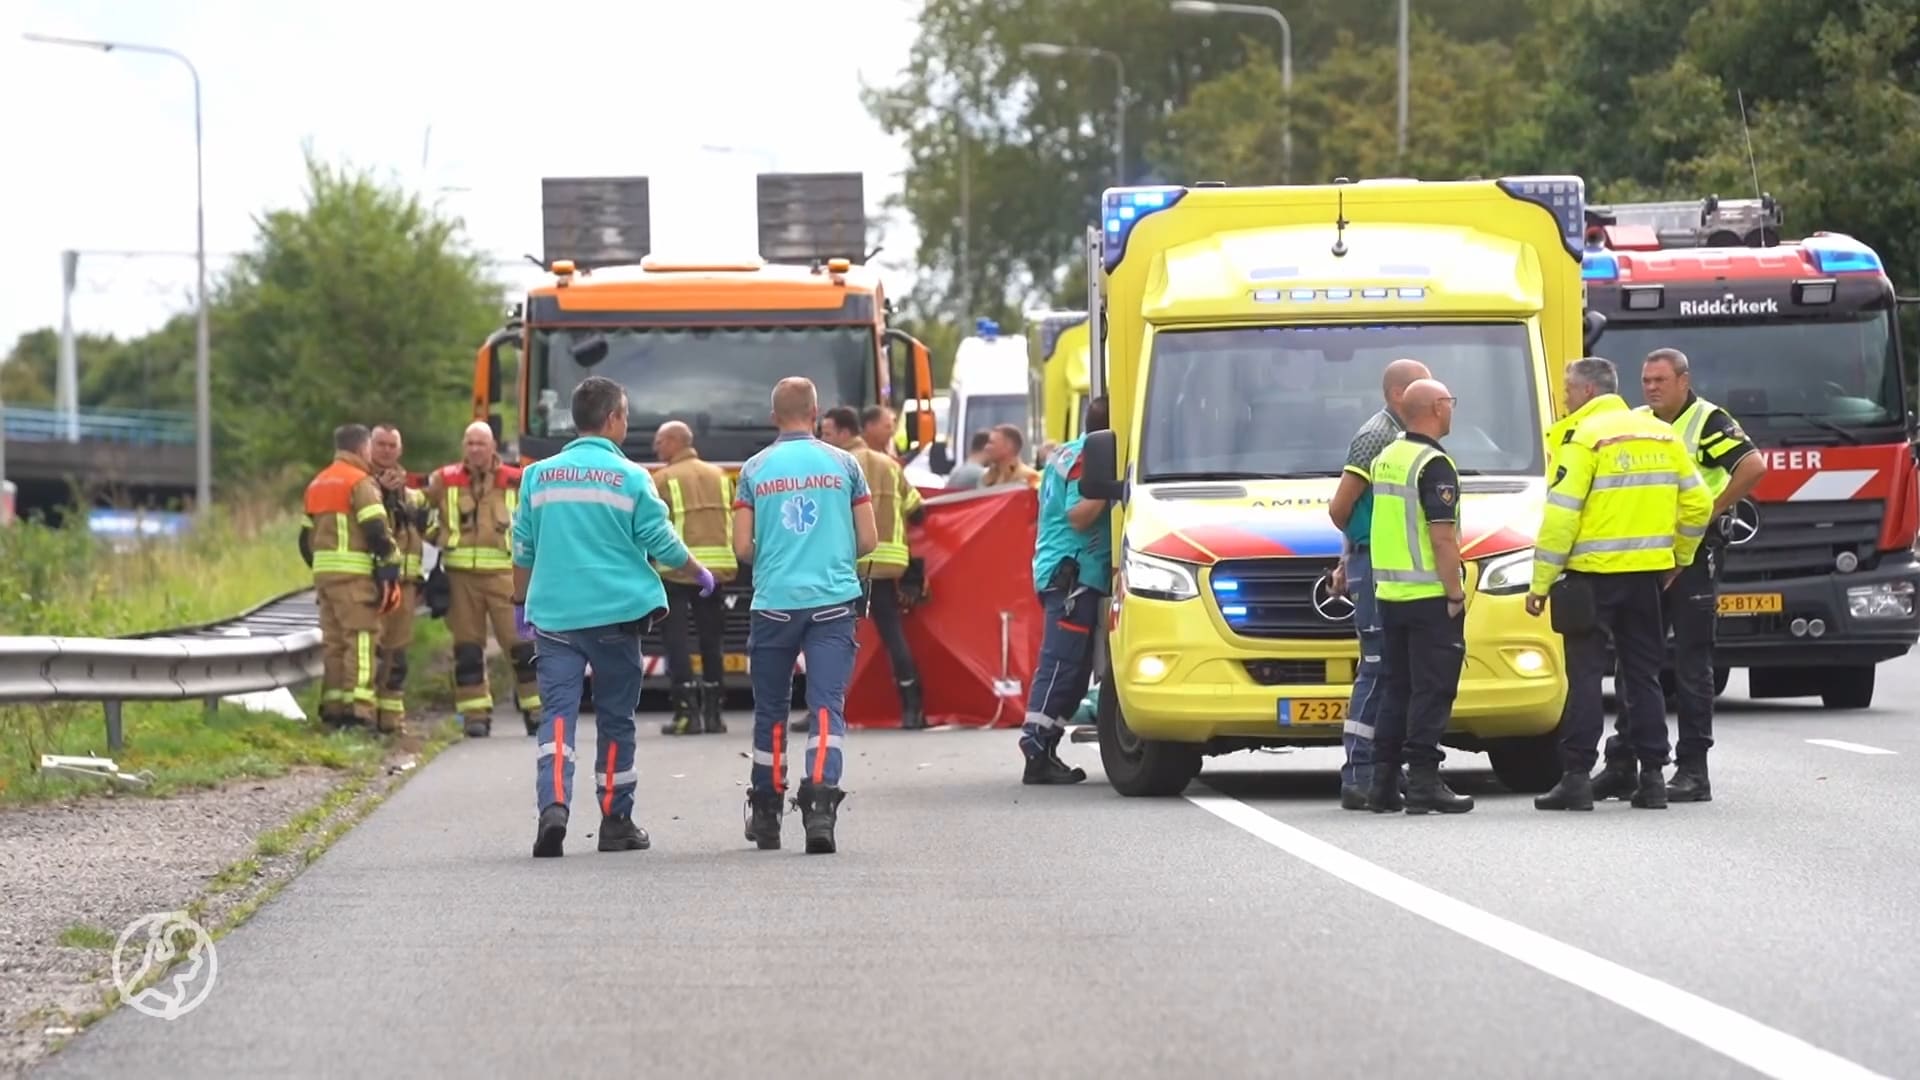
top-left (56, 924), bottom-right (116, 951)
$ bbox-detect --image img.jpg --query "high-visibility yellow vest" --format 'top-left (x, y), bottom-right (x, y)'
top-left (1369, 437), bottom-right (1454, 602)
top-left (1531, 395), bottom-right (1715, 596)
top-left (1636, 394), bottom-right (1735, 499)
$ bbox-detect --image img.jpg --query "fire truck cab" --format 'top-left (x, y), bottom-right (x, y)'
top-left (1583, 194), bottom-right (1920, 709)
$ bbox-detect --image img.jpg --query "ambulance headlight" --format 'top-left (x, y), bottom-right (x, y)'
top-left (1477, 549), bottom-right (1534, 595)
top-left (1123, 550), bottom-right (1199, 601)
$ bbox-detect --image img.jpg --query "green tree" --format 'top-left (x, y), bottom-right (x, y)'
top-left (213, 151), bottom-right (504, 482)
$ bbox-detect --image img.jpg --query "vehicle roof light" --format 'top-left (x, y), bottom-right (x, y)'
top-left (1497, 175), bottom-right (1587, 259)
top-left (976, 317), bottom-right (1000, 338)
top-left (1604, 224), bottom-right (1660, 251)
top-left (1802, 233), bottom-right (1884, 275)
top-left (1582, 252), bottom-right (1619, 282)
top-left (1102, 185), bottom-right (1189, 272)
top-left (1034, 311), bottom-right (1088, 361)
top-left (1794, 279), bottom-right (1837, 305)
top-left (1622, 285), bottom-right (1663, 310)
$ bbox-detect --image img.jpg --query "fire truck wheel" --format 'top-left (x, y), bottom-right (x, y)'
top-left (1713, 666), bottom-right (1730, 697)
top-left (1819, 666), bottom-right (1876, 710)
top-left (1094, 663), bottom-right (1201, 797)
top-left (1487, 733), bottom-right (1562, 794)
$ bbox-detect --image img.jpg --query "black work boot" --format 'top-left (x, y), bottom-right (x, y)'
top-left (1631, 763), bottom-right (1670, 809)
top-left (1340, 784), bottom-right (1371, 811)
top-left (522, 710), bottom-right (539, 737)
top-left (797, 782), bottom-right (847, 854)
top-left (700, 680), bottom-right (728, 734)
top-left (597, 814), bottom-right (651, 852)
top-left (898, 678), bottom-right (926, 730)
top-left (1367, 767), bottom-right (1405, 813)
top-left (1404, 763), bottom-right (1474, 814)
top-left (532, 804), bottom-right (568, 858)
top-left (661, 682), bottom-right (701, 735)
top-left (1666, 759), bottom-right (1712, 803)
top-left (1023, 739), bottom-right (1087, 785)
top-left (464, 714), bottom-right (491, 738)
top-left (788, 714), bottom-right (812, 734)
top-left (1590, 759), bottom-right (1636, 801)
top-left (1534, 771), bottom-right (1595, 811)
top-left (744, 788), bottom-right (783, 850)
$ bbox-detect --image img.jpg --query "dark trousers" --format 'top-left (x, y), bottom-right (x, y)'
top-left (1608, 548), bottom-right (1719, 765)
top-left (1562, 570), bottom-right (1670, 773)
top-left (1376, 596), bottom-right (1465, 768)
top-left (660, 582), bottom-right (726, 684)
top-left (864, 578), bottom-right (919, 685)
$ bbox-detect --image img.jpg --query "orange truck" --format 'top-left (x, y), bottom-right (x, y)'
top-left (469, 173), bottom-right (937, 690)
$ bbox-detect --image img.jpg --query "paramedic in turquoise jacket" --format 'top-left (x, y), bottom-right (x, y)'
top-left (512, 375), bottom-right (714, 859)
top-left (733, 376), bottom-right (876, 856)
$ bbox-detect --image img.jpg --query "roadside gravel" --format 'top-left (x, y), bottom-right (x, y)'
top-left (0, 768), bottom-right (345, 1078)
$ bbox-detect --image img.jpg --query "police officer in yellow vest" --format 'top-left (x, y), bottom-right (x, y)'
top-left (1591, 348), bottom-right (1767, 803)
top-left (1365, 379), bottom-right (1474, 815)
top-left (1527, 358), bottom-right (1714, 812)
top-left (652, 420), bottom-right (738, 736)
top-left (822, 405), bottom-right (929, 729)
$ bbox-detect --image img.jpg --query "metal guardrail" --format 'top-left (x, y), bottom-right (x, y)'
top-left (0, 587), bottom-right (322, 750)
top-left (0, 405), bottom-right (196, 446)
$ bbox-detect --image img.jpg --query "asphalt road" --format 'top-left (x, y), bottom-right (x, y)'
top-left (37, 654), bottom-right (1920, 1080)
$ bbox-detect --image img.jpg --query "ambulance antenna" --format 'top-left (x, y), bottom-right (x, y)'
top-left (1736, 88), bottom-right (1768, 245)
top-left (1331, 189), bottom-right (1350, 258)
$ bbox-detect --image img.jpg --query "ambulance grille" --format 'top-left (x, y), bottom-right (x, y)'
top-left (1209, 557), bottom-right (1351, 640)
top-left (1721, 499), bottom-right (1884, 582)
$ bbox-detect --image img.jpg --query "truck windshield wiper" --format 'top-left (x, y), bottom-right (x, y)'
top-left (1742, 411), bottom-right (1862, 444)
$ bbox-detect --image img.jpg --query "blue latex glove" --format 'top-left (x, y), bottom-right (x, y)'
top-left (694, 565), bottom-right (717, 598)
top-left (514, 603), bottom-right (533, 640)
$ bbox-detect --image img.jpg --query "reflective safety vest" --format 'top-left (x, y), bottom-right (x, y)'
top-left (304, 452), bottom-right (394, 579)
top-left (1369, 437), bottom-right (1454, 602)
top-left (1531, 394), bottom-right (1714, 596)
top-left (848, 438), bottom-right (922, 580)
top-left (1636, 394), bottom-right (1735, 499)
top-left (654, 449), bottom-right (738, 581)
top-left (429, 461), bottom-right (520, 572)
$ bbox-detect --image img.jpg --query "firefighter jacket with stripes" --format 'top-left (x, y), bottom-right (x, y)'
top-left (846, 437), bottom-right (922, 580)
top-left (652, 448), bottom-right (738, 584)
top-left (303, 451), bottom-right (398, 581)
top-left (1529, 394), bottom-right (1714, 597)
top-left (427, 457), bottom-right (521, 574)
top-left (380, 475), bottom-right (430, 582)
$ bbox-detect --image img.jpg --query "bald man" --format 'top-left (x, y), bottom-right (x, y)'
top-left (427, 420), bottom-right (540, 738)
top-left (732, 377), bottom-right (879, 854)
top-left (1365, 378), bottom-right (1473, 815)
top-left (652, 419), bottom-right (739, 735)
top-left (1325, 358), bottom-right (1430, 809)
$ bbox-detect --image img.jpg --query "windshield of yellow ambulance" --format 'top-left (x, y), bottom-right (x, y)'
top-left (1138, 323), bottom-right (1543, 482)
top-left (530, 325), bottom-right (874, 454)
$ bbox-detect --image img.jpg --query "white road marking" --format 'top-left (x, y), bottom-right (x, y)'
top-left (1805, 738), bottom-right (1898, 756)
top-left (1185, 790), bottom-right (1892, 1080)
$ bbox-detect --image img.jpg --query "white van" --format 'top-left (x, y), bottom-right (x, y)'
top-left (930, 318), bottom-right (1033, 475)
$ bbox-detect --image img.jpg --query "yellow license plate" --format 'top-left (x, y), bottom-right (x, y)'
top-left (1279, 698), bottom-right (1348, 726)
top-left (1718, 593), bottom-right (1782, 616)
top-left (693, 655), bottom-right (751, 674)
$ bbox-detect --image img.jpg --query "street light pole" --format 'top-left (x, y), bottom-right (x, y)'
top-left (25, 33), bottom-right (211, 516)
top-left (1019, 43), bottom-right (1128, 187)
top-left (1170, 1), bottom-right (1292, 183)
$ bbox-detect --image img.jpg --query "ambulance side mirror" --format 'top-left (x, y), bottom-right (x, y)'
top-left (1582, 310), bottom-right (1608, 353)
top-left (928, 442), bottom-right (953, 475)
top-left (1079, 430), bottom-right (1123, 501)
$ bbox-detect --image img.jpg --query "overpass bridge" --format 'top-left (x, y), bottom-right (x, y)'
top-left (1, 405), bottom-right (199, 517)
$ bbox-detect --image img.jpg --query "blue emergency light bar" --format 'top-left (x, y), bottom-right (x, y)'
top-left (976, 317), bottom-right (1000, 338)
top-left (1496, 175), bottom-right (1588, 260)
top-left (1582, 252), bottom-right (1619, 282)
top-left (1801, 234), bottom-right (1884, 275)
top-left (1035, 312), bottom-right (1089, 362)
top-left (1102, 186), bottom-right (1189, 272)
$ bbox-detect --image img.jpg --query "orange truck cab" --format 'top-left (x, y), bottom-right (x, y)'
top-left (470, 173), bottom-right (938, 691)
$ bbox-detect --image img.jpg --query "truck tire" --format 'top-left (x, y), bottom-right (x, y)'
top-left (1095, 667), bottom-right (1201, 797)
top-left (1713, 666), bottom-right (1730, 697)
top-left (1820, 666), bottom-right (1875, 710)
top-left (1487, 733), bottom-right (1562, 794)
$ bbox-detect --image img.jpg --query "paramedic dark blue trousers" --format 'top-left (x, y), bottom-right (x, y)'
top-left (1021, 585), bottom-right (1101, 758)
top-left (533, 618), bottom-right (648, 818)
top-left (1343, 546), bottom-right (1385, 788)
top-left (749, 602), bottom-right (857, 793)
top-left (1607, 546), bottom-right (1719, 765)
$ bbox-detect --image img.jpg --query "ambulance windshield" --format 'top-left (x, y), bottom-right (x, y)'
top-left (1138, 322), bottom-right (1544, 482)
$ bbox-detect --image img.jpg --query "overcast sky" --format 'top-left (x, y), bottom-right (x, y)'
top-left (1, 0), bottom-right (924, 352)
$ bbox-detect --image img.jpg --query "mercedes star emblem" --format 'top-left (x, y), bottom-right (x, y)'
top-left (1723, 498), bottom-right (1761, 546)
top-left (1311, 573), bottom-right (1356, 621)
top-left (723, 593), bottom-right (739, 610)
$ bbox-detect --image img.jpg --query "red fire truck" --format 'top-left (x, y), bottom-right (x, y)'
top-left (1582, 195), bottom-right (1920, 709)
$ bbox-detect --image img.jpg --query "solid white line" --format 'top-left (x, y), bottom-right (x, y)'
top-left (1184, 790), bottom-right (1892, 1080)
top-left (1805, 738), bottom-right (1898, 756)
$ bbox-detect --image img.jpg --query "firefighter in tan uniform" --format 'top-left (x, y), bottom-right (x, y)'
top-left (299, 424), bottom-right (402, 729)
top-left (822, 405), bottom-right (928, 729)
top-left (651, 420), bottom-right (739, 736)
top-left (368, 423), bottom-right (429, 735)
top-left (981, 423), bottom-right (1042, 489)
top-left (427, 421), bottom-right (539, 738)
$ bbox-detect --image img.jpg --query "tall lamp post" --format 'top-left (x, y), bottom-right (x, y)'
top-left (1170, 1), bottom-right (1292, 182)
top-left (1019, 42), bottom-right (1128, 187)
top-left (25, 32), bottom-right (211, 516)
